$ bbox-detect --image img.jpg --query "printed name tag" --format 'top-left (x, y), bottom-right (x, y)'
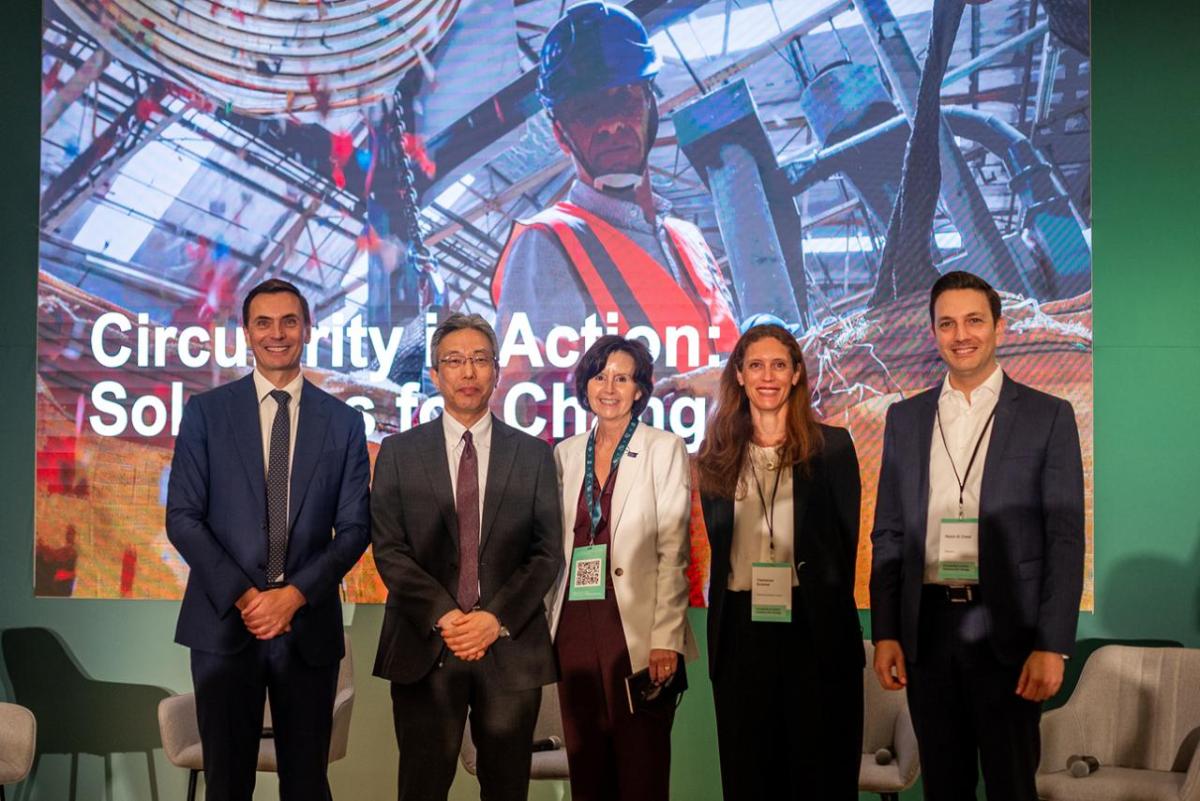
top-left (568, 544), bottom-right (608, 601)
top-left (938, 518), bottom-right (980, 583)
top-left (751, 562), bottom-right (793, 622)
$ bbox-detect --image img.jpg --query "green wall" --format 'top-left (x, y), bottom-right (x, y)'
top-left (3, 3), bottom-right (1198, 799)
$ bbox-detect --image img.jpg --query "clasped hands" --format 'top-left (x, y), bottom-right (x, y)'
top-left (236, 585), bottom-right (306, 640)
top-left (438, 608), bottom-right (501, 661)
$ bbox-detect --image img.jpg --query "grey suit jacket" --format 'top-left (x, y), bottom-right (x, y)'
top-left (370, 414), bottom-right (562, 689)
top-left (869, 373), bottom-right (1085, 665)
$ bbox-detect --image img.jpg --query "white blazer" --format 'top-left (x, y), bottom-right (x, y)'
top-left (548, 423), bottom-right (698, 672)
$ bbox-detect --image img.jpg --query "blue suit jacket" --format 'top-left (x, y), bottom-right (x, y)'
top-left (166, 374), bottom-right (371, 666)
top-left (869, 373), bottom-right (1085, 665)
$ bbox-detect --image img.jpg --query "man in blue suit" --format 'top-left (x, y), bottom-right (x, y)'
top-left (870, 271), bottom-right (1084, 801)
top-left (167, 279), bottom-right (370, 801)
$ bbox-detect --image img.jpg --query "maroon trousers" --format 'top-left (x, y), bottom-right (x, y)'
top-left (555, 467), bottom-right (675, 801)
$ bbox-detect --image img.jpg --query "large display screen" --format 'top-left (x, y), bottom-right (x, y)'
top-left (36, 0), bottom-right (1092, 606)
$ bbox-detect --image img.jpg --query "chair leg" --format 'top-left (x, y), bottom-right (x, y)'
top-left (145, 751), bottom-right (159, 801)
top-left (187, 769), bottom-right (198, 801)
top-left (2, 782), bottom-right (7, 801)
top-left (879, 794), bottom-right (900, 801)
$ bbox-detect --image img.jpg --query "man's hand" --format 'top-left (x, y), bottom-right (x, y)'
top-left (652, 365), bottom-right (723, 403)
top-left (234, 586), bottom-right (260, 612)
top-left (648, 648), bottom-right (680, 684)
top-left (1016, 650), bottom-right (1065, 702)
top-left (874, 639), bottom-right (908, 690)
top-left (241, 586), bottom-right (306, 640)
top-left (441, 610), bottom-right (501, 661)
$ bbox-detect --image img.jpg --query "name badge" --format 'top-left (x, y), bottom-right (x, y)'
top-left (751, 562), bottom-right (793, 622)
top-left (938, 518), bottom-right (980, 583)
top-left (568, 544), bottom-right (608, 601)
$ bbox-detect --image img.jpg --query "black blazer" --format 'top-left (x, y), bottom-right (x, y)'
top-left (370, 414), bottom-right (563, 690)
top-left (167, 374), bottom-right (371, 667)
top-left (701, 424), bottom-right (865, 681)
top-left (869, 373), bottom-right (1085, 665)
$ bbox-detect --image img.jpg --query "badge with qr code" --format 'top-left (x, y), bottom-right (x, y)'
top-left (568, 544), bottom-right (608, 601)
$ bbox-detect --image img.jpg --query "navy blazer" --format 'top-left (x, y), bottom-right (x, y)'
top-left (869, 373), bottom-right (1085, 665)
top-left (370, 414), bottom-right (562, 691)
top-left (166, 374), bottom-right (371, 667)
top-left (701, 425), bottom-right (866, 681)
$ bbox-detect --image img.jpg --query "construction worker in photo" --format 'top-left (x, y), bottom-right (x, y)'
top-left (492, 0), bottom-right (739, 402)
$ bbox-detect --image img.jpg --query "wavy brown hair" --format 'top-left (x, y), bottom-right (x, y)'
top-left (695, 324), bottom-right (824, 498)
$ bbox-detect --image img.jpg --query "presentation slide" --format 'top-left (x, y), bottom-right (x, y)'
top-left (35, 0), bottom-right (1092, 605)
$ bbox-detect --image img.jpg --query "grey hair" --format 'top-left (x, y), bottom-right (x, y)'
top-left (430, 313), bottom-right (499, 365)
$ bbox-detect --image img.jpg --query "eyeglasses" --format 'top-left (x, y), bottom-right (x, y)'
top-left (438, 354), bottom-right (496, 370)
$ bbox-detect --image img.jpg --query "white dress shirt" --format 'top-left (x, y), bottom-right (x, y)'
top-left (728, 444), bottom-right (800, 591)
top-left (254, 369), bottom-right (302, 484)
top-left (441, 411), bottom-right (492, 524)
top-left (924, 364), bottom-right (1003, 583)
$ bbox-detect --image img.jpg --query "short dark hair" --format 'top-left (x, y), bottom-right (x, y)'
top-left (929, 271), bottom-right (1002, 326)
top-left (242, 279), bottom-right (311, 326)
top-left (430, 313), bottom-right (499, 365)
top-left (574, 335), bottom-right (654, 418)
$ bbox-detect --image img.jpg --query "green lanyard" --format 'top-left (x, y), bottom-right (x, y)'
top-left (584, 418), bottom-right (638, 543)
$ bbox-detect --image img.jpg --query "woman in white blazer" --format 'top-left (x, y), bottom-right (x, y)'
top-left (548, 335), bottom-right (696, 801)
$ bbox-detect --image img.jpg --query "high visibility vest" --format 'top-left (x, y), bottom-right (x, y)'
top-left (492, 202), bottom-right (739, 371)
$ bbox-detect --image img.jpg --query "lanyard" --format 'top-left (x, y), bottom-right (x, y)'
top-left (584, 417), bottom-right (638, 543)
top-left (935, 404), bottom-right (997, 518)
top-left (750, 449), bottom-right (784, 561)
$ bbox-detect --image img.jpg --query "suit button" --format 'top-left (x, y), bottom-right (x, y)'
top-left (614, 568), bottom-right (624, 577)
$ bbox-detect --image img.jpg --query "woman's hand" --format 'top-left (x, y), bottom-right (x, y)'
top-left (649, 648), bottom-right (680, 684)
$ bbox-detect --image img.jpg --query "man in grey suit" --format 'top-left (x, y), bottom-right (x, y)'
top-left (870, 271), bottom-right (1085, 800)
top-left (371, 313), bottom-right (562, 801)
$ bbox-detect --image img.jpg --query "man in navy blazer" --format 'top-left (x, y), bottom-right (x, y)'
top-left (870, 271), bottom-right (1084, 801)
top-left (167, 279), bottom-right (370, 801)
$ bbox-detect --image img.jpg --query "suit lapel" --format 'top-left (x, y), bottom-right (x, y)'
top-left (419, 416), bottom-right (459, 547)
top-left (287, 380), bottom-right (330, 533)
top-left (561, 436), bottom-right (586, 552)
top-left (480, 416), bottom-right (517, 551)
top-left (608, 423), bottom-right (648, 541)
top-left (789, 459), bottom-right (814, 564)
top-left (979, 373), bottom-right (1020, 515)
top-left (915, 387), bottom-right (939, 564)
top-left (228, 375), bottom-right (266, 516)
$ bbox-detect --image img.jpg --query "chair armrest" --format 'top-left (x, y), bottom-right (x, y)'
top-left (0, 703), bottom-right (36, 780)
top-left (894, 700), bottom-right (920, 789)
top-left (1181, 732), bottom-right (1200, 801)
top-left (158, 693), bottom-right (201, 765)
top-left (1038, 706), bottom-right (1086, 775)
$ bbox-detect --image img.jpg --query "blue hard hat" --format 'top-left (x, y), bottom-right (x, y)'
top-left (739, 312), bottom-right (801, 335)
top-left (538, 2), bottom-right (662, 111)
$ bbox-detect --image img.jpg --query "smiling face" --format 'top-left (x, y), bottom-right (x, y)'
top-left (736, 336), bottom-right (801, 415)
top-left (586, 350), bottom-right (642, 425)
top-left (430, 327), bottom-right (498, 427)
top-left (244, 291), bottom-right (310, 387)
top-left (553, 84), bottom-right (653, 181)
top-left (932, 288), bottom-right (1004, 388)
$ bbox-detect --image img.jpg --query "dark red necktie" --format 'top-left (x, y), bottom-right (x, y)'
top-left (455, 430), bottom-right (480, 611)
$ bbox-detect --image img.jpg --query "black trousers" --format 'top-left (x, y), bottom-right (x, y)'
top-left (712, 590), bottom-right (862, 801)
top-left (390, 652), bottom-right (541, 801)
top-left (905, 587), bottom-right (1043, 801)
top-left (191, 637), bottom-right (339, 801)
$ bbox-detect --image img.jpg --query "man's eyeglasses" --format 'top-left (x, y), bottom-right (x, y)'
top-left (438, 354), bottom-right (496, 370)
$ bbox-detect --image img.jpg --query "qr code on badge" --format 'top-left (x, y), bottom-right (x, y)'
top-left (574, 558), bottom-right (603, 588)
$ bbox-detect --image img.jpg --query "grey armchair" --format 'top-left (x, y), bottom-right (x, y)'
top-left (157, 634), bottom-right (355, 801)
top-left (859, 641), bottom-right (920, 801)
top-left (1037, 644), bottom-right (1200, 801)
top-left (459, 683), bottom-right (568, 781)
top-left (0, 703), bottom-right (36, 801)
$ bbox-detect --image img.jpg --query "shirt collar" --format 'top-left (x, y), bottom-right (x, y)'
top-left (253, 369), bottom-right (304, 406)
top-left (567, 180), bottom-right (670, 236)
top-left (939, 363), bottom-right (1003, 403)
top-left (442, 410), bottom-right (493, 446)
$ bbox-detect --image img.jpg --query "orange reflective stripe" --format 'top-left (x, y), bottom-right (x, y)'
top-left (535, 215), bottom-right (624, 328)
top-left (662, 219), bottom-right (740, 351)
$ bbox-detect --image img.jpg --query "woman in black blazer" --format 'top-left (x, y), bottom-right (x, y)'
top-left (695, 323), bottom-right (864, 801)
